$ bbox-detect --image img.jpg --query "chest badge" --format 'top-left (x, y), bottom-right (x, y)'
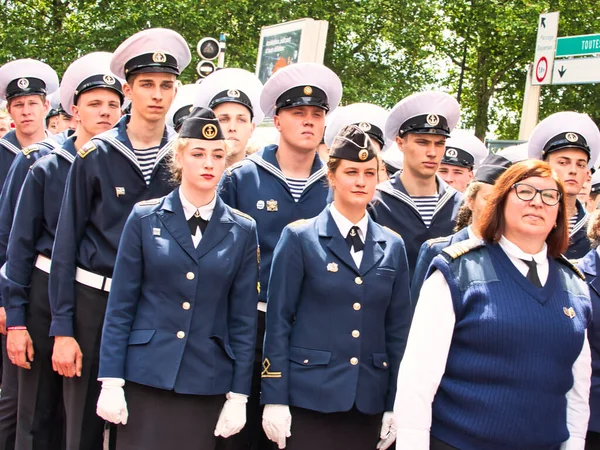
top-left (563, 307), bottom-right (576, 319)
top-left (115, 187), bottom-right (126, 197)
top-left (152, 228), bottom-right (161, 236)
top-left (256, 200), bottom-right (265, 210)
top-left (266, 199), bottom-right (278, 212)
top-left (327, 262), bottom-right (338, 273)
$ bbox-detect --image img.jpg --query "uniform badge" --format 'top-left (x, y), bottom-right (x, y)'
top-left (565, 132), bottom-right (579, 143)
top-left (266, 199), bottom-right (278, 212)
top-left (202, 124), bottom-right (218, 140)
top-left (563, 306), bottom-right (576, 319)
top-left (303, 86), bottom-right (313, 95)
top-left (256, 200), bottom-right (265, 210)
top-left (327, 262), bottom-right (338, 273)
top-left (261, 358), bottom-right (281, 378)
top-left (257, 282), bottom-right (261, 294)
top-left (77, 141), bottom-right (97, 159)
top-left (445, 148), bottom-right (458, 158)
top-left (227, 89), bottom-right (240, 98)
top-left (153, 228), bottom-right (161, 236)
top-left (17, 78), bottom-right (29, 89)
top-left (103, 74), bottom-right (115, 85)
top-left (115, 187), bottom-right (125, 197)
top-left (152, 52), bottom-right (167, 63)
top-left (257, 247), bottom-right (261, 265)
top-left (426, 114), bottom-right (440, 126)
top-left (358, 122), bottom-right (371, 132)
top-left (358, 149), bottom-right (369, 161)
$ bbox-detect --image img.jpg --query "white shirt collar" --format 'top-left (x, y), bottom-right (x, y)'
top-left (466, 225), bottom-right (477, 240)
top-left (499, 235), bottom-right (547, 264)
top-left (329, 202), bottom-right (369, 242)
top-left (179, 188), bottom-right (216, 221)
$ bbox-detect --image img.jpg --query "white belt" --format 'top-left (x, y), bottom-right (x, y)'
top-left (257, 301), bottom-right (267, 313)
top-left (34, 254), bottom-right (52, 274)
top-left (75, 267), bottom-right (112, 292)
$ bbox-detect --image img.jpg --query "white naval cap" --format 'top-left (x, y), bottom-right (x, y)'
top-left (259, 62), bottom-right (342, 118)
top-left (60, 52), bottom-right (124, 115)
top-left (496, 143), bottom-right (529, 163)
top-left (110, 28), bottom-right (192, 80)
top-left (324, 103), bottom-right (392, 151)
top-left (194, 68), bottom-right (265, 125)
top-left (528, 111), bottom-right (600, 169)
top-left (384, 91), bottom-right (460, 142)
top-left (382, 143), bottom-right (404, 173)
top-left (591, 168), bottom-right (600, 194)
top-left (442, 130), bottom-right (489, 170)
top-left (167, 84), bottom-right (202, 130)
top-left (0, 59), bottom-right (59, 101)
top-left (46, 90), bottom-right (62, 119)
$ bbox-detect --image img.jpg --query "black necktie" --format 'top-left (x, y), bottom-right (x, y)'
top-left (345, 226), bottom-right (364, 253)
top-left (187, 211), bottom-right (209, 235)
top-left (520, 258), bottom-right (542, 288)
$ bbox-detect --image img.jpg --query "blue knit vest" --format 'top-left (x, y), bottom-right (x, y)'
top-left (430, 242), bottom-right (591, 450)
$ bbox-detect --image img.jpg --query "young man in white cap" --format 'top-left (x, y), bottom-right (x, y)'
top-left (0, 58), bottom-right (59, 450)
top-left (370, 91), bottom-right (463, 278)
top-left (194, 68), bottom-right (264, 166)
top-left (48, 28), bottom-right (190, 450)
top-left (528, 111), bottom-right (600, 258)
top-left (436, 130), bottom-right (488, 193)
top-left (2, 51), bottom-right (123, 450)
top-left (219, 62), bottom-right (342, 450)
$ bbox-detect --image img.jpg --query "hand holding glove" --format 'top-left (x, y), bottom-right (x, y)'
top-left (214, 392), bottom-right (248, 438)
top-left (96, 378), bottom-right (128, 425)
top-left (377, 411), bottom-right (397, 449)
top-left (262, 404), bottom-right (292, 449)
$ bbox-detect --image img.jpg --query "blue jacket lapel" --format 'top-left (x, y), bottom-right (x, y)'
top-left (156, 189), bottom-right (199, 263)
top-left (359, 217), bottom-right (386, 275)
top-left (195, 196), bottom-right (234, 259)
top-left (317, 208), bottom-right (359, 274)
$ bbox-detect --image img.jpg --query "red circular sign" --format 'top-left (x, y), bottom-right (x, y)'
top-left (535, 56), bottom-right (548, 83)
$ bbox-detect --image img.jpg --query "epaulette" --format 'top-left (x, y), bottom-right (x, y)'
top-left (558, 255), bottom-right (585, 280)
top-left (22, 145), bottom-right (40, 158)
top-left (77, 141), bottom-right (97, 159)
top-left (441, 239), bottom-right (484, 260)
top-left (426, 236), bottom-right (450, 247)
top-left (226, 161), bottom-right (244, 176)
top-left (137, 198), bottom-right (160, 206)
top-left (383, 226), bottom-right (401, 238)
top-left (232, 208), bottom-right (253, 221)
top-left (288, 219), bottom-right (307, 227)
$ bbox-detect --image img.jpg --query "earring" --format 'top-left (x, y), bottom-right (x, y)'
top-left (553, 223), bottom-right (557, 229)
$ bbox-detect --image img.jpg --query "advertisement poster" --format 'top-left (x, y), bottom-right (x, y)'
top-left (257, 29), bottom-right (302, 83)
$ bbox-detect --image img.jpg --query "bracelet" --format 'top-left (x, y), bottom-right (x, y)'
top-left (7, 326), bottom-right (27, 331)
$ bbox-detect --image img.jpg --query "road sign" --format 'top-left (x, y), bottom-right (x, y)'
top-left (552, 57), bottom-right (600, 85)
top-left (197, 37), bottom-right (220, 61)
top-left (556, 34), bottom-right (600, 58)
top-left (532, 12), bottom-right (560, 86)
top-left (196, 60), bottom-right (216, 78)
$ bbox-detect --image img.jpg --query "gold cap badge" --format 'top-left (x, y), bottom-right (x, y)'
top-left (358, 149), bottom-right (369, 161)
top-left (565, 132), bottom-right (578, 143)
top-left (202, 124), bottom-right (218, 139)
top-left (303, 86), bottom-right (313, 95)
top-left (426, 114), bottom-right (440, 126)
top-left (152, 52), bottom-right (167, 63)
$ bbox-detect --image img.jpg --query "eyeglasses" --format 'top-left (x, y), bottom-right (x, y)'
top-left (511, 183), bottom-right (562, 206)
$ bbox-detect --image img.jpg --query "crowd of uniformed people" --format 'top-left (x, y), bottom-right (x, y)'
top-left (0, 26), bottom-right (598, 450)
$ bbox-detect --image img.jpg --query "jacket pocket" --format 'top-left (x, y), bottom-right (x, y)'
top-left (372, 352), bottom-right (390, 369)
top-left (128, 329), bottom-right (156, 345)
top-left (289, 346), bottom-right (332, 366)
top-left (210, 335), bottom-right (236, 360)
top-left (376, 267), bottom-right (396, 277)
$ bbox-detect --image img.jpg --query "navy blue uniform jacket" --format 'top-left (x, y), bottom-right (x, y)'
top-left (261, 207), bottom-right (412, 414)
top-left (99, 189), bottom-right (259, 396)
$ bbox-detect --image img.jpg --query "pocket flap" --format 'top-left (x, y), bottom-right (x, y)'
top-left (289, 346), bottom-right (331, 366)
top-left (372, 352), bottom-right (390, 369)
top-left (210, 335), bottom-right (236, 360)
top-left (128, 329), bottom-right (156, 345)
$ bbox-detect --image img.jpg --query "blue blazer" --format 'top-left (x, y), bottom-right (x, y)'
top-left (99, 189), bottom-right (259, 396)
top-left (410, 227), bottom-right (470, 302)
top-left (577, 249), bottom-right (600, 432)
top-left (261, 206), bottom-right (412, 414)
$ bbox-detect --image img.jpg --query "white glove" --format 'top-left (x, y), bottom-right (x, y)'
top-left (214, 392), bottom-right (248, 438)
top-left (96, 378), bottom-right (128, 425)
top-left (262, 404), bottom-right (292, 449)
top-left (377, 411), bottom-right (397, 449)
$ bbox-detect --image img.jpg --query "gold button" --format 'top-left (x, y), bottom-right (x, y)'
top-left (350, 357), bottom-right (358, 365)
top-left (352, 330), bottom-right (360, 338)
top-left (177, 331), bottom-right (185, 339)
top-left (182, 302), bottom-right (191, 310)
top-left (354, 277), bottom-right (363, 285)
top-left (186, 272), bottom-right (195, 280)
top-left (353, 303), bottom-right (361, 311)
top-left (383, 362), bottom-right (388, 367)
top-left (303, 359), bottom-right (309, 364)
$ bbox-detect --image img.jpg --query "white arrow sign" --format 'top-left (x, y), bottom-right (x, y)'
top-left (552, 57), bottom-right (600, 84)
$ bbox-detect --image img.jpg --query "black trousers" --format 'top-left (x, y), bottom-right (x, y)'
top-left (62, 282), bottom-right (115, 450)
top-left (0, 334), bottom-right (18, 450)
top-left (216, 311), bottom-right (273, 450)
top-left (15, 268), bottom-right (64, 450)
top-left (586, 430), bottom-right (600, 450)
